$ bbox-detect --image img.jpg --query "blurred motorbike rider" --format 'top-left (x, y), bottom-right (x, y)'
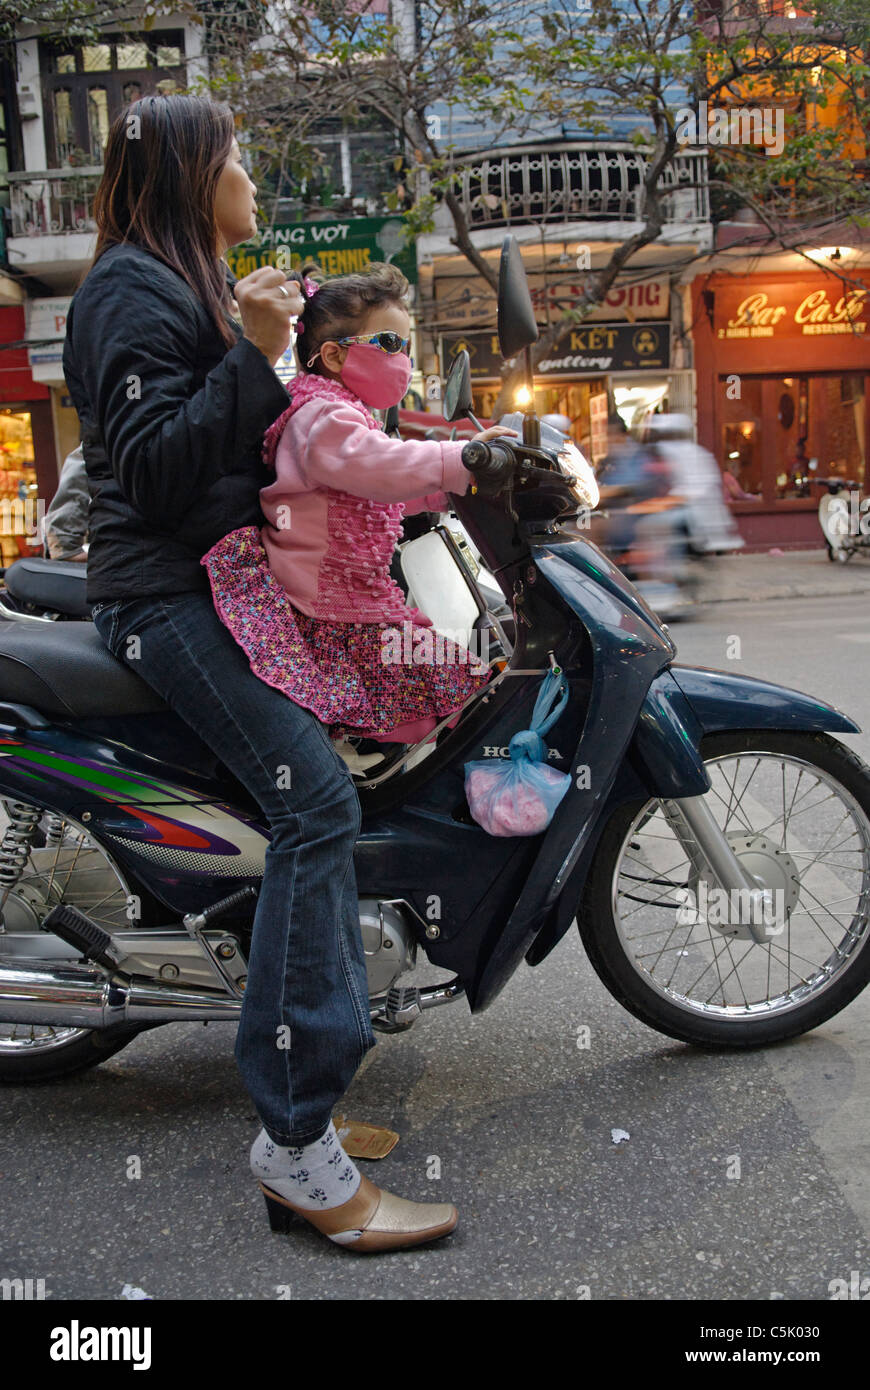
top-left (645, 414), bottom-right (743, 555)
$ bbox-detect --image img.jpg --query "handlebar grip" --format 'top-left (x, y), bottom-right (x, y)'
top-left (461, 440), bottom-right (516, 489)
top-left (461, 440), bottom-right (493, 471)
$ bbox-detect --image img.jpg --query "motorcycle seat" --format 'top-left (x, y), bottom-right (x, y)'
top-left (0, 621), bottom-right (167, 719)
top-left (3, 557), bottom-right (92, 619)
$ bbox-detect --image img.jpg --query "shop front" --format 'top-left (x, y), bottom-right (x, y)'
top-left (440, 319), bottom-right (686, 464)
top-left (692, 268), bottom-right (870, 550)
top-left (0, 305), bottom-right (55, 563)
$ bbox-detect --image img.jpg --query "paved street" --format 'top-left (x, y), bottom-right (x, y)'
top-left (2, 591), bottom-right (870, 1301)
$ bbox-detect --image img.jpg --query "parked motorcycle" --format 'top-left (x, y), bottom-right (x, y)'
top-left (0, 555), bottom-right (91, 624)
top-left (1, 234), bottom-right (870, 1084)
top-left (818, 477), bottom-right (866, 563)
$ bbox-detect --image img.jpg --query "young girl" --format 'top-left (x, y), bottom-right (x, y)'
top-left (201, 262), bottom-right (515, 756)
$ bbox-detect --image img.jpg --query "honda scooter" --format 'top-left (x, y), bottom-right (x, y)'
top-left (1, 235), bottom-right (869, 1083)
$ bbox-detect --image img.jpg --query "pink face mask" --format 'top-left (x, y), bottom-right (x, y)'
top-left (339, 344), bottom-right (413, 410)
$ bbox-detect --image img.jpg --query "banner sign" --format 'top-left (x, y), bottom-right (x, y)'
top-left (26, 297), bottom-right (70, 384)
top-left (532, 274), bottom-right (670, 322)
top-left (435, 274), bottom-right (669, 326)
top-left (441, 322), bottom-right (671, 377)
top-left (714, 277), bottom-right (869, 341)
top-left (226, 216), bottom-right (417, 284)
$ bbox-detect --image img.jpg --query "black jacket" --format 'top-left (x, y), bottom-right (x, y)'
top-left (62, 241), bottom-right (292, 602)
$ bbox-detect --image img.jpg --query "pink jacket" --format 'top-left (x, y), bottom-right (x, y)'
top-left (259, 395), bottom-right (473, 623)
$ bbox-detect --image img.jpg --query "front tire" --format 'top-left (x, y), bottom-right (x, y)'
top-left (578, 731), bottom-right (870, 1047)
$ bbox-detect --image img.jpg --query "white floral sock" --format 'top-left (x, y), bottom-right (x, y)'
top-left (251, 1121), bottom-right (361, 1210)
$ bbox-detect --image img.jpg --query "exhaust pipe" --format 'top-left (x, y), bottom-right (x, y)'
top-left (0, 961), bottom-right (466, 1032)
top-left (0, 959), bottom-right (243, 1029)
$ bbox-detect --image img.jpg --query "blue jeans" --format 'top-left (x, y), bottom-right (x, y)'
top-left (91, 591), bottom-right (376, 1145)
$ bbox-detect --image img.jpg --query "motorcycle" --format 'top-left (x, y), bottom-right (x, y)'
top-left (1, 233), bottom-right (870, 1084)
top-left (0, 554), bottom-right (92, 624)
top-left (818, 477), bottom-right (867, 563)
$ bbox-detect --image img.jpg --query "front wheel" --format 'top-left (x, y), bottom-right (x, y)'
top-left (577, 731), bottom-right (870, 1047)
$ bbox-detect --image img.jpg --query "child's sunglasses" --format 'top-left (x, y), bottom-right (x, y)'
top-left (337, 332), bottom-right (411, 356)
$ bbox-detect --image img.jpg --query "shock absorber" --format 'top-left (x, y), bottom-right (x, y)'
top-left (0, 800), bottom-right (42, 907)
top-left (43, 812), bottom-right (66, 847)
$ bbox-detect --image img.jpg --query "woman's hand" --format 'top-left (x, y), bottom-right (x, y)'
top-left (471, 426), bottom-right (520, 443)
top-left (234, 267), bottom-right (306, 366)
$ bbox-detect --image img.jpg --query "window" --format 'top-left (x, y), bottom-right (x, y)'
top-left (82, 45), bottom-right (111, 72)
top-left (39, 31), bottom-right (186, 166)
top-left (719, 373), bottom-right (868, 501)
top-left (117, 43), bottom-right (148, 68)
top-left (87, 88), bottom-right (109, 162)
top-left (51, 88), bottom-right (76, 166)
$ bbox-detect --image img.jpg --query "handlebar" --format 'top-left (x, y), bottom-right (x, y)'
top-left (461, 439), bottom-right (517, 493)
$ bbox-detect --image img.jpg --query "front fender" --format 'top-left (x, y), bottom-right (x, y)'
top-left (671, 664), bottom-right (860, 736)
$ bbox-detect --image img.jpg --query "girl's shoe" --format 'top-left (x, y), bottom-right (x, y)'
top-left (260, 1173), bottom-right (458, 1253)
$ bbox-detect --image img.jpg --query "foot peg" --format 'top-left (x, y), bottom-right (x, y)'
top-left (41, 903), bottom-right (121, 970)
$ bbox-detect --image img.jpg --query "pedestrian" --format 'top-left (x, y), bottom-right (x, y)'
top-left (63, 92), bottom-right (461, 1253)
top-left (200, 263), bottom-right (510, 758)
top-left (43, 444), bottom-right (89, 561)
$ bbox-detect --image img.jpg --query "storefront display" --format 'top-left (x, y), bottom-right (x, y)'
top-left (0, 407), bottom-right (40, 564)
top-left (441, 320), bottom-right (676, 458)
top-left (693, 268), bottom-right (870, 549)
top-left (1, 303), bottom-right (57, 550)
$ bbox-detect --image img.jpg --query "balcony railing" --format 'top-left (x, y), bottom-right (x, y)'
top-left (456, 143), bottom-right (710, 228)
top-left (7, 168), bottom-right (103, 238)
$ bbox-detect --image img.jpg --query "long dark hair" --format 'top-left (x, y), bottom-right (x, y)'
top-left (91, 93), bottom-right (238, 348)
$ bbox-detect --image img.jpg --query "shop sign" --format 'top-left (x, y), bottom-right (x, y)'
top-left (533, 274), bottom-right (670, 322)
top-left (435, 274), bottom-right (669, 326)
top-left (441, 322), bottom-right (670, 377)
top-left (26, 297), bottom-right (70, 383)
top-left (715, 279), bottom-right (869, 340)
top-left (226, 216), bottom-right (417, 284)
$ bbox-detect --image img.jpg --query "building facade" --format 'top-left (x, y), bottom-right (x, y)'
top-left (417, 141), bottom-right (711, 462)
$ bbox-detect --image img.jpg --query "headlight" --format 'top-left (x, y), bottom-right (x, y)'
top-left (557, 441), bottom-right (599, 510)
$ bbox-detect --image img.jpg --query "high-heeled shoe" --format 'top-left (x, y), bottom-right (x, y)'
top-left (260, 1173), bottom-right (458, 1253)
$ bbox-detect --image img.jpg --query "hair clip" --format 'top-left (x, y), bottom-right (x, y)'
top-left (302, 276), bottom-right (320, 299)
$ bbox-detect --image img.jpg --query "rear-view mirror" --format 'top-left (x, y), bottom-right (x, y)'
top-left (444, 350), bottom-right (474, 422)
top-left (497, 235), bottom-right (538, 361)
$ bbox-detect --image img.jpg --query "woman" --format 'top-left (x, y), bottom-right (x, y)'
top-left (62, 93), bottom-right (457, 1254)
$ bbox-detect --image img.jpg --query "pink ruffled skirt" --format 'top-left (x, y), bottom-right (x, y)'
top-left (201, 526), bottom-right (491, 741)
